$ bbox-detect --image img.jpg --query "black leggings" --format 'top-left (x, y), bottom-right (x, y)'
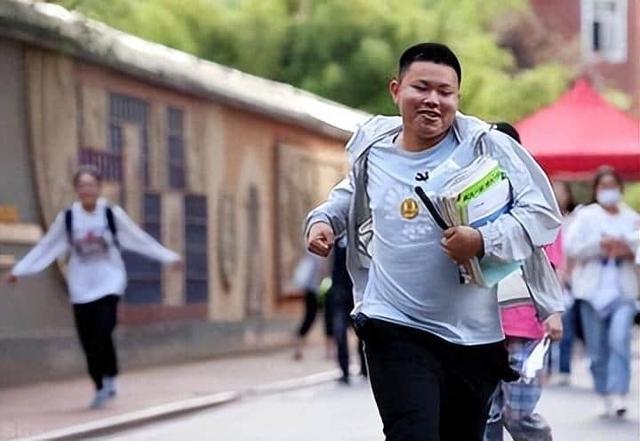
top-left (73, 295), bottom-right (120, 391)
top-left (334, 302), bottom-right (366, 378)
top-left (297, 289), bottom-right (318, 337)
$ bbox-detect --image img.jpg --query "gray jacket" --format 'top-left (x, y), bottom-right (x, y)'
top-left (305, 113), bottom-right (565, 320)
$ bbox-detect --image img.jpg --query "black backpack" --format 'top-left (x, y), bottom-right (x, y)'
top-left (64, 206), bottom-right (121, 250)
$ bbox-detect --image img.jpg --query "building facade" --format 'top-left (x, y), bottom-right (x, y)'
top-left (531, 0), bottom-right (640, 114)
top-left (0, 0), bottom-right (367, 385)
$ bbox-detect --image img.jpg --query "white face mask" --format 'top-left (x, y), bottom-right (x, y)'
top-left (597, 188), bottom-right (621, 207)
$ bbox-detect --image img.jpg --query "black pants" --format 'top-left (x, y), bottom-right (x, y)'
top-left (333, 295), bottom-right (366, 378)
top-left (73, 295), bottom-right (120, 391)
top-left (297, 289), bottom-right (318, 337)
top-left (359, 317), bottom-right (512, 441)
top-left (324, 288), bottom-right (335, 338)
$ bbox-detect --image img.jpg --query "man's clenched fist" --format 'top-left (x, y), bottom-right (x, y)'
top-left (307, 222), bottom-right (335, 257)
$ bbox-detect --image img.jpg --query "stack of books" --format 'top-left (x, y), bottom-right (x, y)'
top-left (415, 155), bottom-right (520, 287)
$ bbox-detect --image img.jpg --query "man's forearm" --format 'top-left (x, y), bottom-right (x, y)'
top-left (304, 175), bottom-right (353, 239)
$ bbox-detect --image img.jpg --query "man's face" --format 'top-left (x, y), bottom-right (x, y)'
top-left (389, 61), bottom-right (460, 145)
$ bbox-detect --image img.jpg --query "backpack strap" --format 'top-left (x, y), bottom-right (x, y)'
top-left (65, 205), bottom-right (120, 250)
top-left (64, 208), bottom-right (73, 244)
top-left (105, 206), bottom-right (120, 250)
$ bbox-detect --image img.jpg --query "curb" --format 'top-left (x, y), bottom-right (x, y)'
top-left (19, 391), bottom-right (240, 441)
top-left (245, 369), bottom-right (342, 397)
top-left (19, 369), bottom-right (343, 441)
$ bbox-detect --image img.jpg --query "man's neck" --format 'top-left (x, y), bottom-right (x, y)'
top-left (398, 129), bottom-right (449, 152)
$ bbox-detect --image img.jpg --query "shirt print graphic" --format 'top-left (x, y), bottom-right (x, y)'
top-left (74, 230), bottom-right (109, 259)
top-left (383, 186), bottom-right (435, 243)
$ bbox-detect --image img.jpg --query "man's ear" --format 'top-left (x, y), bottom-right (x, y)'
top-left (389, 77), bottom-right (400, 105)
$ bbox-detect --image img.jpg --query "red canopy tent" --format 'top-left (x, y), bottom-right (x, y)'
top-left (516, 79), bottom-right (640, 180)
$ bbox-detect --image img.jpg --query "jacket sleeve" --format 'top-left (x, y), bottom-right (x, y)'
top-left (477, 130), bottom-right (561, 262)
top-left (521, 249), bottom-right (565, 319)
top-left (11, 212), bottom-right (69, 277)
top-left (564, 207), bottom-right (603, 261)
top-left (623, 209), bottom-right (640, 252)
top-left (112, 206), bottom-right (180, 263)
top-left (304, 170), bottom-right (354, 239)
top-left (304, 127), bottom-right (364, 238)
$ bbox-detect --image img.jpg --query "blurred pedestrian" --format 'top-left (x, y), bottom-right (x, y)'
top-left (483, 122), bottom-right (556, 441)
top-left (305, 43), bottom-right (564, 441)
top-left (4, 165), bottom-right (181, 409)
top-left (322, 274), bottom-right (336, 360)
top-left (565, 166), bottom-right (639, 417)
top-left (330, 237), bottom-right (366, 385)
top-left (292, 251), bottom-right (324, 360)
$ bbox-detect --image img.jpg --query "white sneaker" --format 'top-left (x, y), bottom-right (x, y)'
top-left (103, 376), bottom-right (117, 398)
top-left (89, 388), bottom-right (110, 409)
top-left (612, 394), bottom-right (627, 418)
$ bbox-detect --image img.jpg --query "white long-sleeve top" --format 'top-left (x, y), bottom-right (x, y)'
top-left (12, 198), bottom-right (180, 304)
top-left (565, 202), bottom-right (640, 302)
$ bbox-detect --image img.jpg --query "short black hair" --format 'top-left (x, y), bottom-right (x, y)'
top-left (398, 42), bottom-right (462, 85)
top-left (591, 165), bottom-right (624, 203)
top-left (73, 164), bottom-right (103, 186)
top-left (492, 122), bottom-right (521, 143)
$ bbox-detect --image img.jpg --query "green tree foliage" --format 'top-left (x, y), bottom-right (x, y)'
top-left (624, 183), bottom-right (640, 211)
top-left (49, 0), bottom-right (572, 122)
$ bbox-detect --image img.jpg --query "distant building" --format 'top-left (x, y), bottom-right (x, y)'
top-left (0, 0), bottom-right (368, 385)
top-left (530, 0), bottom-right (640, 114)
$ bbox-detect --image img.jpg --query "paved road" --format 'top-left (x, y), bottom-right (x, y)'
top-left (106, 378), bottom-right (382, 441)
top-left (105, 362), bottom-right (639, 441)
top-left (105, 374), bottom-right (382, 441)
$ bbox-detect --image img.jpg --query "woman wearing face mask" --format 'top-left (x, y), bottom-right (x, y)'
top-left (565, 166), bottom-right (639, 418)
top-left (4, 165), bottom-right (181, 409)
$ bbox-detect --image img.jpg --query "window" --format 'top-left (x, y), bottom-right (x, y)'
top-left (582, 0), bottom-right (628, 63)
top-left (184, 195), bottom-right (209, 303)
top-left (78, 148), bottom-right (122, 182)
top-left (123, 193), bottom-right (163, 304)
top-left (109, 93), bottom-right (151, 186)
top-left (167, 107), bottom-right (185, 190)
top-left (109, 94), bottom-right (161, 304)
